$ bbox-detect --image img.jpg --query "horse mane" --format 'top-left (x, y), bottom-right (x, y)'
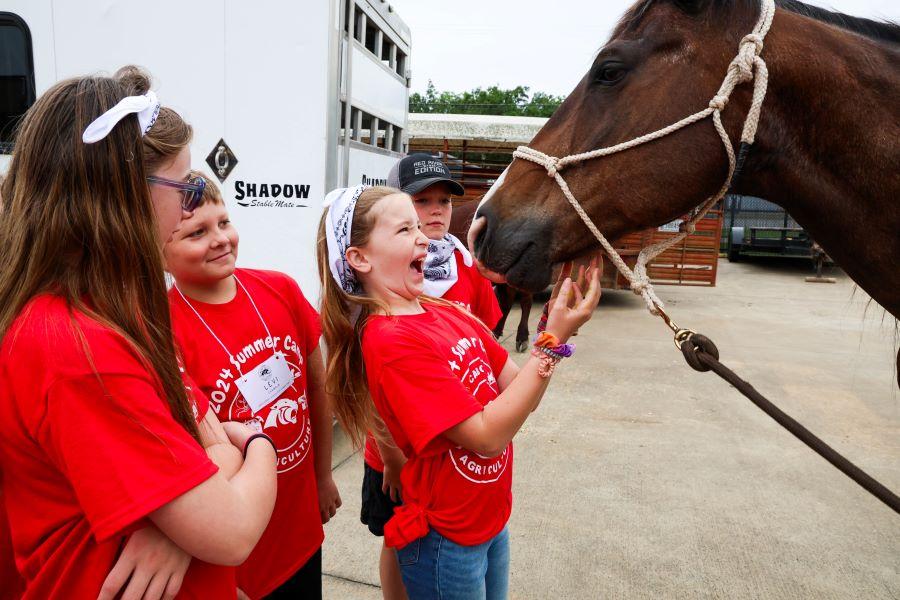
top-left (616, 0), bottom-right (899, 45)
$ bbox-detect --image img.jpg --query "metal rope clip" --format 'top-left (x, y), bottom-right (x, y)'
top-left (653, 304), bottom-right (696, 350)
top-left (673, 328), bottom-right (696, 351)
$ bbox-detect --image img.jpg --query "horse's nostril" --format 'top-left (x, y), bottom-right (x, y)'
top-left (467, 215), bottom-right (487, 256)
top-left (471, 201), bottom-right (498, 255)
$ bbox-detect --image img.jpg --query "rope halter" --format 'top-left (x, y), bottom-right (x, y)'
top-left (510, 0), bottom-right (776, 316)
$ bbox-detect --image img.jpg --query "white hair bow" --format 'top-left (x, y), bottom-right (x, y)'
top-left (82, 91), bottom-right (160, 144)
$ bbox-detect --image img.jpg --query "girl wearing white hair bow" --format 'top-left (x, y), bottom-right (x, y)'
top-left (367, 154), bottom-right (504, 600)
top-left (0, 66), bottom-right (278, 599)
top-left (318, 185), bottom-right (601, 599)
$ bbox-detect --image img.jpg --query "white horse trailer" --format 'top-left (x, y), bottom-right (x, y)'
top-left (0, 1), bottom-right (411, 298)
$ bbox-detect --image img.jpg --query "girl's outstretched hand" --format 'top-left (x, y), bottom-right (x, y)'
top-left (543, 255), bottom-right (602, 343)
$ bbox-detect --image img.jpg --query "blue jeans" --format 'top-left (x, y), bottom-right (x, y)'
top-left (397, 526), bottom-right (510, 600)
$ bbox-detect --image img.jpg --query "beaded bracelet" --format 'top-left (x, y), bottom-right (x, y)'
top-left (537, 345), bottom-right (565, 360)
top-left (243, 433), bottom-right (277, 458)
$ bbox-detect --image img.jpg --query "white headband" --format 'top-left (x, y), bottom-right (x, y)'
top-left (82, 91), bottom-right (161, 144)
top-left (324, 185), bottom-right (369, 295)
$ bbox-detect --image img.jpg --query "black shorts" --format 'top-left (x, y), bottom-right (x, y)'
top-left (264, 548), bottom-right (321, 600)
top-left (360, 462), bottom-right (402, 537)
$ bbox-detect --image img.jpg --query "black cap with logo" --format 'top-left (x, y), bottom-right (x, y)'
top-left (387, 153), bottom-right (465, 196)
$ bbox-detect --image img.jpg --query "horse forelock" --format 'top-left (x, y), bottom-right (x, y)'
top-left (612, 0), bottom-right (761, 39)
top-left (613, 0), bottom-right (899, 45)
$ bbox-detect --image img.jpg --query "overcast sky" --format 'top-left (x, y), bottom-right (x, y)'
top-left (388, 0), bottom-right (898, 97)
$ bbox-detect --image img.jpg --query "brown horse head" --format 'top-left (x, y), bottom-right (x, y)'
top-left (470, 0), bottom-right (900, 315)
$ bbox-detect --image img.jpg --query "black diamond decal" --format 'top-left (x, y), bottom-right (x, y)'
top-left (205, 139), bottom-right (238, 182)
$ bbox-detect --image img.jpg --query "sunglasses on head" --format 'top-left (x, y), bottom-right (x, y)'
top-left (146, 175), bottom-right (207, 212)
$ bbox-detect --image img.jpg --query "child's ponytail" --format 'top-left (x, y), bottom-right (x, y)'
top-left (316, 187), bottom-right (397, 449)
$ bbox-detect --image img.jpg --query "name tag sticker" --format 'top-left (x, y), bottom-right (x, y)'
top-left (235, 352), bottom-right (293, 414)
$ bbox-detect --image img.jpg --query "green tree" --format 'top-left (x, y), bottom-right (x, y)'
top-left (409, 81), bottom-right (565, 117)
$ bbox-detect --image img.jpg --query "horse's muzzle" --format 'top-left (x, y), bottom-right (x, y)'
top-left (468, 216), bottom-right (508, 283)
top-left (468, 204), bottom-right (554, 292)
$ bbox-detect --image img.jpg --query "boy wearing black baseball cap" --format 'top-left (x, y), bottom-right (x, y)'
top-left (387, 153), bottom-right (465, 196)
top-left (386, 153), bottom-right (500, 321)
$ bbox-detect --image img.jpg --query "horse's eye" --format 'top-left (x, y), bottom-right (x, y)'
top-left (595, 62), bottom-right (628, 86)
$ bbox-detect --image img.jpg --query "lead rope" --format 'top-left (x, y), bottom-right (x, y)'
top-left (679, 335), bottom-right (899, 514)
top-left (517, 0), bottom-right (899, 514)
top-left (174, 274), bottom-right (275, 376)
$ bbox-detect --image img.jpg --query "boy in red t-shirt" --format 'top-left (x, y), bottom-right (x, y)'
top-left (316, 185), bottom-right (600, 598)
top-left (360, 156), bottom-right (504, 598)
top-left (164, 173), bottom-right (341, 600)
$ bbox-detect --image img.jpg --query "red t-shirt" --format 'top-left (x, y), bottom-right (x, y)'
top-left (0, 489), bottom-right (24, 600)
top-left (363, 250), bottom-right (503, 471)
top-left (0, 295), bottom-right (235, 599)
top-left (441, 250), bottom-right (503, 329)
top-left (169, 268), bottom-right (324, 599)
top-left (362, 303), bottom-right (511, 548)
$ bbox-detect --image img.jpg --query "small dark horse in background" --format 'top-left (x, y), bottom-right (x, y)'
top-left (469, 0), bottom-right (899, 379)
top-left (450, 201), bottom-right (534, 352)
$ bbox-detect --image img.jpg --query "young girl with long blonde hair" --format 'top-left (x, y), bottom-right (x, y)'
top-left (318, 185), bottom-right (600, 599)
